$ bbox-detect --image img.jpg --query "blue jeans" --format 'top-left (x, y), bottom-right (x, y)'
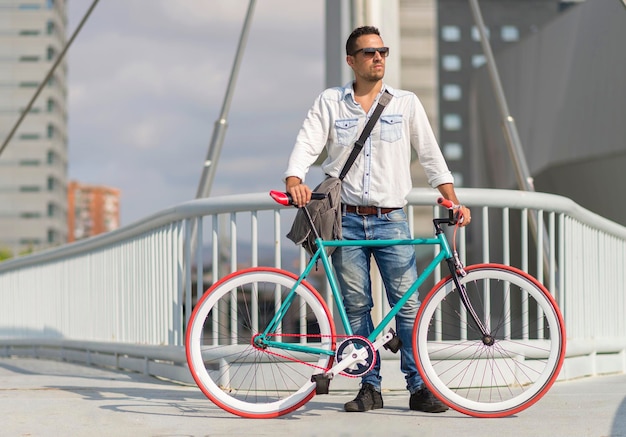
top-left (332, 208), bottom-right (422, 394)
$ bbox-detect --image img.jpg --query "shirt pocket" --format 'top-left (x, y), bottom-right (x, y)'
top-left (380, 114), bottom-right (403, 143)
top-left (334, 118), bottom-right (359, 147)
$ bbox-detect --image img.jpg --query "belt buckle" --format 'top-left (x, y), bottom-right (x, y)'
top-left (355, 206), bottom-right (366, 215)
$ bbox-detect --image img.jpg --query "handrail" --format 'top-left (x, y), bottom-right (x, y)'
top-left (439, 188), bottom-right (626, 238)
top-left (1, 188), bottom-right (625, 386)
top-left (2, 188), bottom-right (624, 272)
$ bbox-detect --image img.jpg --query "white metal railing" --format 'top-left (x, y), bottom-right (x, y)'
top-left (1, 188), bottom-right (625, 384)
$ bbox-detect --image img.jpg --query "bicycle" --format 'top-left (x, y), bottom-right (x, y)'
top-left (185, 191), bottom-right (566, 418)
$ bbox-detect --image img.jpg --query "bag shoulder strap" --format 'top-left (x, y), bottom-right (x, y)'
top-left (338, 89), bottom-right (393, 181)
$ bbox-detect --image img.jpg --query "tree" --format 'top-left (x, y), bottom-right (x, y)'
top-left (0, 247), bottom-right (13, 262)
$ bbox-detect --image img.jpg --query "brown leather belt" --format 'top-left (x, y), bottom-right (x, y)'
top-left (344, 205), bottom-right (400, 215)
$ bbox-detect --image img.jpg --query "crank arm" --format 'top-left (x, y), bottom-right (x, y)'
top-left (370, 330), bottom-right (395, 351)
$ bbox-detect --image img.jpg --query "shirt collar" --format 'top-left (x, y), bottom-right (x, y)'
top-left (342, 82), bottom-right (395, 103)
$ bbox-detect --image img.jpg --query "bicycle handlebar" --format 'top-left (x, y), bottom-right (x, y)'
top-left (270, 191), bottom-right (458, 210)
top-left (269, 190), bottom-right (327, 207)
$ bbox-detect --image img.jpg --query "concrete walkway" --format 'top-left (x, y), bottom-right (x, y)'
top-left (1, 357), bottom-right (625, 437)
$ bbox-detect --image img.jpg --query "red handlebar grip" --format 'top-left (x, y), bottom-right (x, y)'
top-left (269, 190), bottom-right (328, 207)
top-left (437, 197), bottom-right (455, 209)
top-left (269, 190), bottom-right (292, 206)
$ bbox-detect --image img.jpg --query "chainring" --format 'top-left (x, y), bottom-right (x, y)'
top-left (335, 336), bottom-right (376, 377)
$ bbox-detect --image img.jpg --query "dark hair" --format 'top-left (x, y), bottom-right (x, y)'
top-left (346, 26), bottom-right (381, 56)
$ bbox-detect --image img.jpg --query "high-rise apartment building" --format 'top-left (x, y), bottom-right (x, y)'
top-left (67, 181), bottom-right (120, 242)
top-left (0, 0), bottom-right (68, 255)
top-left (436, 0), bottom-right (575, 188)
top-left (471, 0), bottom-right (625, 224)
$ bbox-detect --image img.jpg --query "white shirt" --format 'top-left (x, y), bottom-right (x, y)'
top-left (285, 83), bottom-right (454, 208)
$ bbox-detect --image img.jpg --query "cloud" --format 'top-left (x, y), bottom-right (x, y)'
top-left (67, 0), bottom-right (326, 225)
top-left (158, 0), bottom-right (252, 29)
top-left (121, 118), bottom-right (162, 150)
top-left (68, 32), bottom-right (229, 111)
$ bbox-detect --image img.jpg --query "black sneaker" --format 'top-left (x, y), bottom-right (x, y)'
top-left (344, 383), bottom-right (384, 412)
top-left (409, 387), bottom-right (449, 413)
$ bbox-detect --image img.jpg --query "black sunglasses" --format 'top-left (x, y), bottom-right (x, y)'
top-left (351, 47), bottom-right (390, 58)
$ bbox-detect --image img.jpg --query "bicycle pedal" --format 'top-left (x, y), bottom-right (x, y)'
top-left (311, 373), bottom-right (331, 395)
top-left (383, 328), bottom-right (402, 353)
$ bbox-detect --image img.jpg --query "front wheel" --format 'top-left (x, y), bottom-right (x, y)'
top-left (185, 267), bottom-right (336, 418)
top-left (414, 264), bottom-right (566, 418)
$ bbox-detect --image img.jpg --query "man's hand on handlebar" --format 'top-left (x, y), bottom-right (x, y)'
top-left (437, 197), bottom-right (472, 227)
top-left (286, 176), bottom-right (311, 208)
top-left (456, 205), bottom-right (471, 227)
top-left (436, 183), bottom-right (471, 227)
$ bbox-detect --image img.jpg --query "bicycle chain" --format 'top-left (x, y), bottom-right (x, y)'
top-left (253, 333), bottom-right (362, 378)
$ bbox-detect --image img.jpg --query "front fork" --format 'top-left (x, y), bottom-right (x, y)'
top-left (446, 253), bottom-right (494, 346)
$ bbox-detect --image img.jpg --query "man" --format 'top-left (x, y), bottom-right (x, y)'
top-left (284, 26), bottom-right (471, 413)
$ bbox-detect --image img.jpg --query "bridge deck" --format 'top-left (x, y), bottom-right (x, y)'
top-left (1, 357), bottom-right (625, 436)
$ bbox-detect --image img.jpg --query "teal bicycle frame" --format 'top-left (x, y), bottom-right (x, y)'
top-left (257, 230), bottom-right (456, 357)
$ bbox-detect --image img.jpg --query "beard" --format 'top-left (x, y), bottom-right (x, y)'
top-left (369, 62), bottom-right (385, 79)
top-left (362, 65), bottom-right (385, 82)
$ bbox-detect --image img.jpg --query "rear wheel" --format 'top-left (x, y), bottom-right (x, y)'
top-left (414, 264), bottom-right (565, 417)
top-left (186, 267), bottom-right (336, 418)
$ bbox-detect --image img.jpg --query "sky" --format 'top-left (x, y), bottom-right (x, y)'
top-left (67, 0), bottom-right (327, 226)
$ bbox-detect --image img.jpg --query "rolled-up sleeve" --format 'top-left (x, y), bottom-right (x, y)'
top-left (409, 94), bottom-right (454, 188)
